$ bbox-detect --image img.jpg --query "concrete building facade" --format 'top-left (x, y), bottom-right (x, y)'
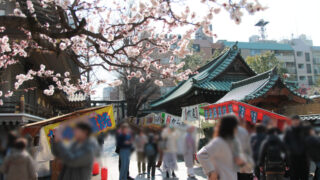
top-left (216, 36), bottom-right (319, 87)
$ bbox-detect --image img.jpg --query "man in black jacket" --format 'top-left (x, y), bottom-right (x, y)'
top-left (259, 128), bottom-right (288, 180)
top-left (284, 115), bottom-right (309, 180)
top-left (251, 124), bottom-right (267, 179)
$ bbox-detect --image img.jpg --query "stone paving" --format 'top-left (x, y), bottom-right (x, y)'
top-left (92, 135), bottom-right (206, 180)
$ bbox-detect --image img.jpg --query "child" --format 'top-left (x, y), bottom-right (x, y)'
top-left (144, 134), bottom-right (158, 179)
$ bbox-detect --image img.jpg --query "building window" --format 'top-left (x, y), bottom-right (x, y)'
top-left (314, 68), bottom-right (318, 75)
top-left (308, 76), bottom-right (313, 85)
top-left (250, 49), bottom-right (261, 56)
top-left (299, 76), bottom-right (306, 81)
top-left (0, 10), bottom-right (5, 16)
top-left (212, 48), bottom-right (215, 55)
top-left (298, 64), bottom-right (304, 69)
top-left (296, 51), bottom-right (303, 57)
top-left (305, 52), bottom-right (310, 62)
top-left (192, 44), bottom-right (200, 52)
top-left (307, 64), bottom-right (312, 73)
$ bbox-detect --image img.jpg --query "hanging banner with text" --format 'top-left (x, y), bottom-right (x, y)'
top-left (181, 105), bottom-right (200, 121)
top-left (43, 105), bottom-right (115, 147)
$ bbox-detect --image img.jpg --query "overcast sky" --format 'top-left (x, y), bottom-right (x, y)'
top-left (210, 0), bottom-right (320, 45)
top-left (93, 0), bottom-right (320, 98)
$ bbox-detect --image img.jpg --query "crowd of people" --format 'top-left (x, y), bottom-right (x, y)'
top-left (0, 114), bottom-right (319, 180)
top-left (198, 114), bottom-right (320, 180)
top-left (115, 123), bottom-right (198, 180)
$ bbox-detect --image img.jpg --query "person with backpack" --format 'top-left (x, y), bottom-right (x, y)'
top-left (251, 124), bottom-right (267, 179)
top-left (259, 127), bottom-right (288, 180)
top-left (144, 134), bottom-right (158, 179)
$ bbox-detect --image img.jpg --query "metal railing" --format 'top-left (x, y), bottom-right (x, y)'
top-left (0, 100), bottom-right (53, 118)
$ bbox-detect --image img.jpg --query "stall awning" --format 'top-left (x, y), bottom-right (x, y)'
top-left (22, 106), bottom-right (109, 137)
top-left (201, 100), bottom-right (290, 130)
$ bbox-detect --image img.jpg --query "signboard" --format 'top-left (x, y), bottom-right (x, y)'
top-left (164, 113), bottom-right (184, 127)
top-left (44, 105), bottom-right (115, 147)
top-left (181, 105), bottom-right (199, 121)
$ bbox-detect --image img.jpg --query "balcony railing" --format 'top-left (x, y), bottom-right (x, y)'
top-left (275, 55), bottom-right (295, 62)
top-left (0, 99), bottom-right (53, 118)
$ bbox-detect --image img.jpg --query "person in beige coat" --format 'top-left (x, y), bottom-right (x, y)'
top-left (197, 115), bottom-right (240, 180)
top-left (0, 138), bottom-right (37, 180)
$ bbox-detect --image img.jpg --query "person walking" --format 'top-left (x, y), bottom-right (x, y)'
top-left (0, 138), bottom-right (37, 180)
top-left (51, 122), bottom-right (99, 180)
top-left (156, 134), bottom-right (164, 169)
top-left (134, 130), bottom-right (148, 175)
top-left (284, 115), bottom-right (309, 180)
top-left (184, 126), bottom-right (197, 178)
top-left (304, 125), bottom-right (320, 180)
top-left (237, 119), bottom-right (254, 180)
top-left (117, 123), bottom-right (133, 180)
top-left (251, 124), bottom-right (267, 179)
top-left (259, 128), bottom-right (288, 180)
top-left (144, 134), bottom-right (158, 179)
top-left (197, 114), bottom-right (240, 180)
top-left (162, 126), bottom-right (178, 178)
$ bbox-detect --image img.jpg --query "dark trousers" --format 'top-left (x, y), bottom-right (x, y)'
top-left (289, 155), bottom-right (309, 180)
top-left (238, 172), bottom-right (253, 180)
top-left (119, 154), bottom-right (130, 177)
top-left (147, 156), bottom-right (156, 177)
top-left (314, 163), bottom-right (320, 180)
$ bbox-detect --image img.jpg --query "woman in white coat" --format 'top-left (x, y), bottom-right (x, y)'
top-left (161, 126), bottom-right (178, 178)
top-left (197, 114), bottom-right (240, 180)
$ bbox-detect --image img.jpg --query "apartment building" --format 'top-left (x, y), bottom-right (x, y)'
top-left (216, 36), bottom-right (319, 87)
top-left (312, 46), bottom-right (320, 83)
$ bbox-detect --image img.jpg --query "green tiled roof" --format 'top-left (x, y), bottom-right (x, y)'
top-left (217, 67), bottom-right (308, 103)
top-left (150, 43), bottom-right (256, 108)
top-left (222, 41), bottom-right (293, 51)
top-left (194, 81), bottom-right (232, 91)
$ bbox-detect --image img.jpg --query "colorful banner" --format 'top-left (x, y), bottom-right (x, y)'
top-left (213, 108), bottom-right (217, 119)
top-left (43, 105), bottom-right (115, 147)
top-left (239, 105), bottom-right (246, 119)
top-left (201, 100), bottom-right (291, 130)
top-left (251, 110), bottom-right (258, 124)
top-left (181, 105), bottom-right (199, 121)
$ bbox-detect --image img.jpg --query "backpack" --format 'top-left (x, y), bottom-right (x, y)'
top-left (265, 142), bottom-right (285, 172)
top-left (145, 143), bottom-right (156, 157)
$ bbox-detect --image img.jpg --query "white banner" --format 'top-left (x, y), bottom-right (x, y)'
top-left (181, 105), bottom-right (199, 121)
top-left (165, 113), bottom-right (184, 127)
top-left (153, 113), bottom-right (162, 125)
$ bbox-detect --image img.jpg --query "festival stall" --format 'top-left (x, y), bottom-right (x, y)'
top-left (22, 105), bottom-right (116, 180)
top-left (202, 100), bottom-right (291, 130)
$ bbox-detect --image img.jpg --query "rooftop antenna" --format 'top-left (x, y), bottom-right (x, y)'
top-left (255, 19), bottom-right (269, 40)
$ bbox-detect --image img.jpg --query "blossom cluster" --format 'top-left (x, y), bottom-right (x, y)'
top-left (0, 0), bottom-right (265, 104)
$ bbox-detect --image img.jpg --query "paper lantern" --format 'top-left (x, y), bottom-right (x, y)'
top-left (92, 161), bottom-right (100, 176)
top-left (101, 167), bottom-right (108, 180)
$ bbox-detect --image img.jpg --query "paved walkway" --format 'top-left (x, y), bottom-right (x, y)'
top-left (92, 135), bottom-right (206, 180)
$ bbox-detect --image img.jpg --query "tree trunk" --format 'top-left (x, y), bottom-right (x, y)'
top-left (126, 98), bottom-right (138, 117)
